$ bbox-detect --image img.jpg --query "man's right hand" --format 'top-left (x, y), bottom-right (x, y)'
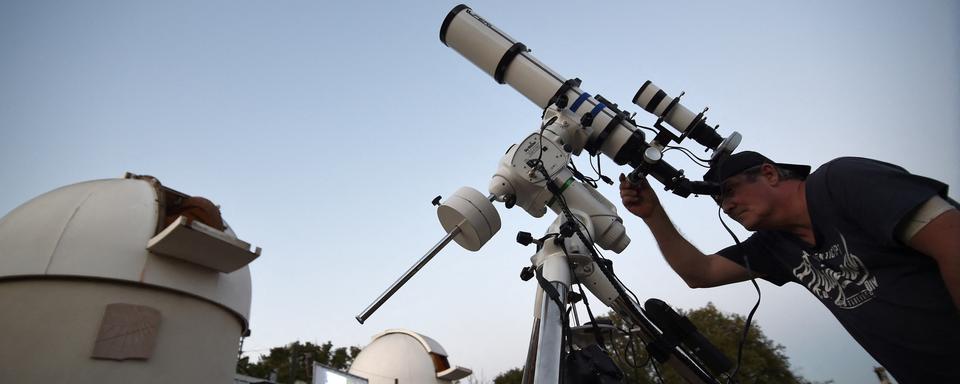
top-left (619, 173), bottom-right (662, 219)
top-left (618, 174), bottom-right (754, 288)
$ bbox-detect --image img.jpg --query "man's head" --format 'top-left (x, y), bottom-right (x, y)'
top-left (704, 151), bottom-right (810, 230)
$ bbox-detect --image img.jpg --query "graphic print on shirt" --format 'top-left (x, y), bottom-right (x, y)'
top-left (791, 233), bottom-right (878, 309)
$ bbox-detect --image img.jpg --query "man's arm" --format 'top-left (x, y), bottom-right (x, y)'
top-left (906, 208), bottom-right (960, 310)
top-left (620, 174), bottom-right (752, 288)
top-left (822, 159), bottom-right (958, 309)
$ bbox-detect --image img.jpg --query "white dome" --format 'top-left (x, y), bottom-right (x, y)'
top-left (348, 329), bottom-right (471, 384)
top-left (0, 177), bottom-right (252, 324)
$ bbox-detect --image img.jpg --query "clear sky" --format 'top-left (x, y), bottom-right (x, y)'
top-left (1, 1), bottom-right (957, 383)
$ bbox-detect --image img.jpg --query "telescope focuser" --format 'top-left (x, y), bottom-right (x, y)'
top-left (627, 161), bottom-right (720, 198)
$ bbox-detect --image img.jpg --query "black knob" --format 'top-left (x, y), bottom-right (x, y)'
top-left (520, 266), bottom-right (535, 281)
top-left (516, 231), bottom-right (534, 246)
top-left (431, 195), bottom-right (442, 206)
top-left (581, 113), bottom-right (594, 127)
top-left (555, 94), bottom-right (569, 109)
top-left (504, 194), bottom-right (517, 209)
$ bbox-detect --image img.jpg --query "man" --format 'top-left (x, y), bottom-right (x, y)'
top-left (619, 151), bottom-right (960, 383)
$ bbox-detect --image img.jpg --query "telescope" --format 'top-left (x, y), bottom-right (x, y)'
top-left (357, 4), bottom-right (742, 384)
top-left (440, 4), bottom-right (741, 197)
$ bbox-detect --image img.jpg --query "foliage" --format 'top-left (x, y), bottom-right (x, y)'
top-left (237, 340), bottom-right (361, 383)
top-left (492, 367), bottom-right (523, 384)
top-left (601, 303), bottom-right (829, 384)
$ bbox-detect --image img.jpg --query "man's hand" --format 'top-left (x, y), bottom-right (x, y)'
top-left (619, 173), bottom-right (661, 219)
top-left (618, 174), bottom-right (752, 288)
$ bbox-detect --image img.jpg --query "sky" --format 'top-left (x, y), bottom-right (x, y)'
top-left (1, 1), bottom-right (958, 383)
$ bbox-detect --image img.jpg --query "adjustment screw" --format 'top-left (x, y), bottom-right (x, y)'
top-left (516, 231), bottom-right (534, 246)
top-left (568, 291), bottom-right (583, 304)
top-left (504, 194), bottom-right (517, 209)
top-left (520, 266), bottom-right (535, 281)
top-left (581, 113), bottom-right (594, 127)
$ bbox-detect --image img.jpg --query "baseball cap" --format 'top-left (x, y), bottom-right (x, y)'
top-left (703, 151), bottom-right (810, 183)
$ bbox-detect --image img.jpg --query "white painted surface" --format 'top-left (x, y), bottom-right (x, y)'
top-left (348, 329), bottom-right (471, 384)
top-left (0, 177), bottom-right (253, 321)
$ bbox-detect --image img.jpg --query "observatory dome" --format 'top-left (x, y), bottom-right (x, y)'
top-left (0, 175), bottom-right (253, 321)
top-left (0, 174), bottom-right (260, 384)
top-left (348, 329), bottom-right (472, 384)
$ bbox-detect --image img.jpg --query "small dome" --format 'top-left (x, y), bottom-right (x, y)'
top-left (0, 176), bottom-right (253, 324)
top-left (348, 329), bottom-right (471, 384)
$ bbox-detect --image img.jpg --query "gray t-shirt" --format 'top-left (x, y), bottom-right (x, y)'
top-left (718, 157), bottom-right (959, 384)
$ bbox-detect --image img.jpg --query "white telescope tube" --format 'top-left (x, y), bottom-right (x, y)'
top-left (441, 4), bottom-right (563, 108)
top-left (441, 4), bottom-right (740, 170)
top-left (633, 81), bottom-right (702, 137)
top-left (440, 4), bottom-right (649, 167)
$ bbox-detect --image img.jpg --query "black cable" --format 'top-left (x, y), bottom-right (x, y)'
top-left (559, 209), bottom-right (667, 379)
top-left (575, 279), bottom-right (600, 336)
top-left (572, 224), bottom-right (646, 314)
top-left (664, 146), bottom-right (712, 167)
top-left (611, 264), bottom-right (645, 313)
top-left (569, 160), bottom-right (599, 188)
top-left (560, 240), bottom-right (606, 350)
top-left (536, 165), bottom-right (664, 346)
top-left (636, 124), bottom-right (659, 135)
top-left (716, 206), bottom-right (761, 384)
top-left (620, 328), bottom-right (638, 369)
top-left (590, 154), bottom-right (613, 185)
top-left (533, 116), bottom-right (558, 182)
top-left (650, 355), bottom-right (666, 384)
top-left (617, 326), bottom-right (646, 371)
top-left (538, 162), bottom-right (722, 384)
top-left (545, 174), bottom-right (657, 341)
top-left (534, 264), bottom-right (574, 381)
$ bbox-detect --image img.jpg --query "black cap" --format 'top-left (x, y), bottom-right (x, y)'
top-left (703, 151), bottom-right (810, 183)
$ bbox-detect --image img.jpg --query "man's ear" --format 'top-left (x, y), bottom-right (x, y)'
top-left (761, 163), bottom-right (780, 185)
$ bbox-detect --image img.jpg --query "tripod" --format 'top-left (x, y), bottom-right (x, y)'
top-left (517, 183), bottom-right (729, 384)
top-left (355, 130), bottom-right (732, 383)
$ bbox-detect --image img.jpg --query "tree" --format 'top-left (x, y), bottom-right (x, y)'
top-left (603, 303), bottom-right (830, 384)
top-left (493, 367), bottom-right (523, 384)
top-left (237, 340), bottom-right (361, 383)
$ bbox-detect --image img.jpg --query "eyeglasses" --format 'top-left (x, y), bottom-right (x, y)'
top-left (709, 165), bottom-right (763, 205)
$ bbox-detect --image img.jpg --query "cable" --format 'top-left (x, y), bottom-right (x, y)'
top-left (544, 171), bottom-right (664, 346)
top-left (569, 160), bottom-right (599, 188)
top-left (538, 162), bottom-right (723, 384)
top-left (567, 217), bottom-right (646, 314)
top-left (636, 124), bottom-right (659, 135)
top-left (619, 328), bottom-right (638, 369)
top-left (716, 206), bottom-right (761, 384)
top-left (590, 154), bottom-right (613, 185)
top-left (536, 165), bottom-right (647, 328)
top-left (616, 326), bottom-right (647, 371)
top-left (664, 146), bottom-right (711, 167)
top-left (650, 355), bottom-right (666, 384)
top-left (561, 240), bottom-right (606, 350)
top-left (536, 164), bottom-right (677, 371)
top-left (534, 116), bottom-right (559, 176)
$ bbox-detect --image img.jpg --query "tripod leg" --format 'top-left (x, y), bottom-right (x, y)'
top-left (532, 251), bottom-right (571, 384)
top-left (521, 286), bottom-right (543, 384)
